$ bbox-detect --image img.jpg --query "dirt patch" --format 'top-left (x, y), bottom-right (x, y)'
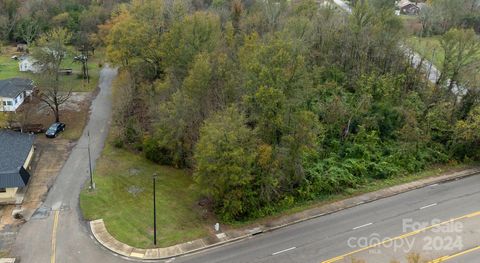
top-left (12, 91), bottom-right (94, 141)
top-left (34, 92), bottom-right (91, 114)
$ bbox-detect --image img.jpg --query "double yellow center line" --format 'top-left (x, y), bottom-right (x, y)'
top-left (51, 210), bottom-right (60, 263)
top-left (322, 210), bottom-right (480, 263)
top-left (429, 245), bottom-right (480, 263)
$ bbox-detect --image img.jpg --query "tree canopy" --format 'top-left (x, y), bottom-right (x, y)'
top-left (104, 0), bottom-right (480, 221)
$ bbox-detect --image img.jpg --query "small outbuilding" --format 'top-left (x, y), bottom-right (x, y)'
top-left (18, 56), bottom-right (41, 73)
top-left (397, 0), bottom-right (421, 15)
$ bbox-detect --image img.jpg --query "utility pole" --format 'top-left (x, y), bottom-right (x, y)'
top-left (88, 130), bottom-right (94, 189)
top-left (153, 173), bottom-right (157, 246)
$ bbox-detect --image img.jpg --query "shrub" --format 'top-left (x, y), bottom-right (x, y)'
top-left (143, 137), bottom-right (173, 165)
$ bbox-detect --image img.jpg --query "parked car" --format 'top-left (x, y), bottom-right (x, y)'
top-left (45, 122), bottom-right (66, 138)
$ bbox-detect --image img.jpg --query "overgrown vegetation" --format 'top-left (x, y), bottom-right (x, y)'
top-left (103, 0), bottom-right (480, 222)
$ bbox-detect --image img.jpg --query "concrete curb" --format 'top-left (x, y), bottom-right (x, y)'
top-left (89, 167), bottom-right (480, 260)
top-left (90, 219), bottom-right (251, 260)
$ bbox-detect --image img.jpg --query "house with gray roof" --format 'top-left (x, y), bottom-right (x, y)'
top-left (0, 78), bottom-right (35, 112)
top-left (0, 129), bottom-right (35, 204)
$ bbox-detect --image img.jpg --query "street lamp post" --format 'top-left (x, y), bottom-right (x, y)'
top-left (88, 130), bottom-right (94, 189)
top-left (153, 173), bottom-right (158, 246)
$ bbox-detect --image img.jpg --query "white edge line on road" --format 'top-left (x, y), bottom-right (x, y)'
top-left (352, 222), bottom-right (373, 230)
top-left (272, 247), bottom-right (296, 256)
top-left (419, 203), bottom-right (437, 210)
top-left (430, 183), bottom-right (438, 187)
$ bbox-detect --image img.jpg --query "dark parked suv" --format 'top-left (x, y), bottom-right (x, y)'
top-left (45, 122), bottom-right (66, 138)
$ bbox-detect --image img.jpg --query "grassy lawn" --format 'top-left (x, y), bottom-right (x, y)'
top-left (407, 36), bottom-right (480, 83)
top-left (80, 141), bottom-right (209, 249)
top-left (406, 36), bottom-right (444, 68)
top-left (0, 46), bottom-right (103, 92)
top-left (0, 55), bottom-right (20, 79)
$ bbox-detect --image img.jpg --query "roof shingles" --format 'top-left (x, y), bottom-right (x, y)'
top-left (0, 78), bottom-right (34, 99)
top-left (0, 130), bottom-right (34, 188)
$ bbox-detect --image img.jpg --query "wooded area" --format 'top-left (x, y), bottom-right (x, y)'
top-left (101, 0), bottom-right (480, 221)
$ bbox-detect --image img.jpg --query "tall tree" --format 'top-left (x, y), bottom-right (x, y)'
top-left (194, 106), bottom-right (258, 221)
top-left (32, 28), bottom-right (72, 122)
top-left (437, 28), bottom-right (480, 92)
top-left (15, 18), bottom-right (40, 47)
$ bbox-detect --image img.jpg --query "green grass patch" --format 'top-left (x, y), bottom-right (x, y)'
top-left (0, 55), bottom-right (20, 80)
top-left (80, 141), bottom-right (209, 248)
top-left (406, 36), bottom-right (444, 68)
top-left (407, 36), bottom-right (480, 82)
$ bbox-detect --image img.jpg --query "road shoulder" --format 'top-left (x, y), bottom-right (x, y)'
top-left (89, 167), bottom-right (480, 260)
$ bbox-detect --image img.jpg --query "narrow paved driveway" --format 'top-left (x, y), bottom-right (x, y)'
top-left (11, 66), bottom-right (132, 263)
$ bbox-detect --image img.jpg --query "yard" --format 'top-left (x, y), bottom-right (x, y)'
top-left (0, 45), bottom-right (104, 141)
top-left (0, 45), bottom-right (103, 92)
top-left (80, 141), bottom-right (211, 249)
top-left (407, 36), bottom-right (444, 68)
top-left (407, 36), bottom-right (480, 83)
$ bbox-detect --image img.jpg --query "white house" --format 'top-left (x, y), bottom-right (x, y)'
top-left (0, 78), bottom-right (35, 112)
top-left (0, 130), bottom-right (35, 204)
top-left (18, 56), bottom-right (41, 73)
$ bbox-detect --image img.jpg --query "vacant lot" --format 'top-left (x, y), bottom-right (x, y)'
top-left (0, 46), bottom-right (102, 92)
top-left (80, 142), bottom-right (210, 248)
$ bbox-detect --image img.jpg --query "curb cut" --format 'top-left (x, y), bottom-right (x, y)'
top-left (89, 168), bottom-right (480, 260)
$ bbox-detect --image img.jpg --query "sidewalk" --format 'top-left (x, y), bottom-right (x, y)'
top-left (90, 167), bottom-right (480, 260)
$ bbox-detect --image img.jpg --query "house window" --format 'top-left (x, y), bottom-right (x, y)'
top-left (2, 101), bottom-right (6, 106)
top-left (7, 101), bottom-right (12, 106)
top-left (14, 98), bottom-right (17, 104)
top-left (0, 188), bottom-right (6, 193)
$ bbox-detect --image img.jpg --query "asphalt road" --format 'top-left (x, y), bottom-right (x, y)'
top-left (175, 175), bottom-right (480, 263)
top-left (445, 246), bottom-right (480, 263)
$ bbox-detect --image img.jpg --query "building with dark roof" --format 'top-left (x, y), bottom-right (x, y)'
top-left (0, 129), bottom-right (35, 204)
top-left (0, 78), bottom-right (35, 112)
